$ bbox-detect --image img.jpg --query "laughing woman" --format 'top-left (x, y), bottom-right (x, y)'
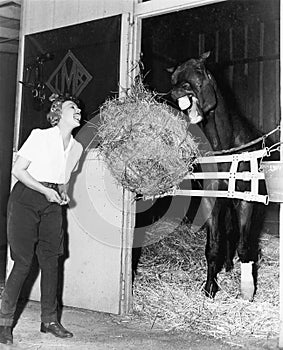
top-left (0, 94), bottom-right (83, 344)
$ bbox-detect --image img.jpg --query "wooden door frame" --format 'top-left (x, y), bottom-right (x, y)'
top-left (280, 3), bottom-right (283, 348)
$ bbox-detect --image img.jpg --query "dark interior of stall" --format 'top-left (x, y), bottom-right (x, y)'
top-left (134, 0), bottom-right (280, 245)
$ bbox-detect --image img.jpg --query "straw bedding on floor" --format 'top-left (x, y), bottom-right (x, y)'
top-left (133, 219), bottom-right (279, 347)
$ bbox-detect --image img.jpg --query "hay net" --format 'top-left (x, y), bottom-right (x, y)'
top-left (97, 82), bottom-right (199, 196)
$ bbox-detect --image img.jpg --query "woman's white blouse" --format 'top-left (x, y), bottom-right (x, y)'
top-left (17, 126), bottom-right (83, 184)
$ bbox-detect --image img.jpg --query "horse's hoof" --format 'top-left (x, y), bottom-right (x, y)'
top-left (204, 281), bottom-right (218, 298)
top-left (204, 290), bottom-right (215, 299)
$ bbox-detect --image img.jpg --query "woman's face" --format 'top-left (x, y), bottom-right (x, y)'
top-left (60, 100), bottom-right (81, 128)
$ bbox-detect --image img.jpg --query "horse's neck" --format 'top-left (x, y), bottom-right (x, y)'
top-left (203, 91), bottom-right (234, 152)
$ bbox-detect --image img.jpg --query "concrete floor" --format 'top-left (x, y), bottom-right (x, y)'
top-left (0, 300), bottom-right (277, 350)
top-left (0, 300), bottom-right (247, 350)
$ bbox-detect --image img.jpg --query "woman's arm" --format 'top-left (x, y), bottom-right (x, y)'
top-left (12, 155), bottom-right (63, 204)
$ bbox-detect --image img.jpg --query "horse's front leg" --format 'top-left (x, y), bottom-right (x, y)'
top-left (236, 200), bottom-right (255, 301)
top-left (203, 198), bottom-right (223, 298)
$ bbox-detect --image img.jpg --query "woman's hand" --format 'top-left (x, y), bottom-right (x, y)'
top-left (44, 188), bottom-right (63, 204)
top-left (59, 191), bottom-right (70, 205)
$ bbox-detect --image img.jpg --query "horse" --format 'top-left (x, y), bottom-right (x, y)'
top-left (167, 51), bottom-right (265, 301)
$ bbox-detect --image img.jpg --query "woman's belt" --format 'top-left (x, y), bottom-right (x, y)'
top-left (40, 182), bottom-right (59, 191)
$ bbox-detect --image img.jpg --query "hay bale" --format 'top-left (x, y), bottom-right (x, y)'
top-left (97, 83), bottom-right (199, 196)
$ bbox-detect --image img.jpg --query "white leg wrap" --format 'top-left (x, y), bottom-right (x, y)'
top-left (240, 262), bottom-right (255, 301)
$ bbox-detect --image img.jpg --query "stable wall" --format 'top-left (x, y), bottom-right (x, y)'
top-left (22, 0), bottom-right (133, 34)
top-left (10, 0), bottom-right (136, 314)
top-left (0, 53), bottom-right (17, 288)
top-left (14, 0), bottom-right (135, 149)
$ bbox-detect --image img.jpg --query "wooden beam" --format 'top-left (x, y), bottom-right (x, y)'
top-left (0, 4), bottom-right (20, 20)
top-left (279, 2), bottom-right (283, 348)
top-left (0, 42), bottom-right (18, 53)
top-left (0, 0), bottom-right (20, 7)
top-left (134, 0), bottom-right (226, 18)
top-left (0, 26), bottom-right (18, 39)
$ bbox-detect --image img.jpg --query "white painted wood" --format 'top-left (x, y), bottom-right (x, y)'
top-left (134, 0), bottom-right (226, 18)
top-left (184, 172), bottom-right (265, 180)
top-left (24, 0), bottom-right (55, 34)
top-left (280, 203), bottom-right (283, 348)
top-left (162, 189), bottom-right (268, 205)
top-left (13, 0), bottom-right (26, 151)
top-left (0, 27), bottom-right (19, 39)
top-left (279, 2), bottom-right (283, 347)
top-left (0, 3), bottom-right (20, 19)
top-left (63, 149), bottom-right (124, 313)
top-left (195, 148), bottom-right (267, 164)
top-left (119, 189), bottom-right (135, 314)
top-left (22, 0), bottom-right (133, 35)
top-left (0, 0), bottom-right (20, 5)
top-left (77, 0), bottom-right (103, 23)
top-left (77, 0), bottom-right (133, 24)
top-left (53, 0), bottom-right (80, 29)
top-left (119, 11), bottom-right (136, 94)
top-left (118, 12), bottom-right (136, 314)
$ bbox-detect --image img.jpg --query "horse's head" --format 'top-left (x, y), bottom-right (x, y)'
top-left (168, 52), bottom-right (217, 124)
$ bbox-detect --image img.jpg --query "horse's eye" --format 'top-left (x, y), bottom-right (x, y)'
top-left (182, 82), bottom-right (191, 89)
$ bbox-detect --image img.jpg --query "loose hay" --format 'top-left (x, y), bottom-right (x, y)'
top-left (97, 83), bottom-right (199, 196)
top-left (133, 219), bottom-right (279, 347)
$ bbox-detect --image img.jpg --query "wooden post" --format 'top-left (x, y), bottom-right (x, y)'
top-left (279, 3), bottom-right (283, 348)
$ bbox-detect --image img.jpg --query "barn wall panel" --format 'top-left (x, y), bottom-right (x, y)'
top-left (246, 62), bottom-right (260, 129)
top-left (232, 64), bottom-right (247, 118)
top-left (53, 0), bottom-right (80, 29)
top-left (263, 61), bottom-right (278, 134)
top-left (201, 11), bottom-right (280, 143)
top-left (24, 0), bottom-right (56, 34)
top-left (0, 53), bottom-right (17, 287)
top-left (23, 0), bottom-right (132, 35)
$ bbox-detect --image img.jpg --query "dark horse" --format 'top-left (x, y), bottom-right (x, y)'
top-left (168, 52), bottom-right (264, 300)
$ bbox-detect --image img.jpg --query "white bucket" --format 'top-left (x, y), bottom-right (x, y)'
top-left (261, 161), bottom-right (283, 203)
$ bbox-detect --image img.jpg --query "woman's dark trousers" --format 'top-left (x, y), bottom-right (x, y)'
top-left (0, 182), bottom-right (63, 326)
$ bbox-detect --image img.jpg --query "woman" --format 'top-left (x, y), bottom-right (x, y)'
top-left (0, 94), bottom-right (83, 344)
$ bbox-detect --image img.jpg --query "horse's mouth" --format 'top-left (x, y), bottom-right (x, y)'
top-left (177, 95), bottom-right (203, 124)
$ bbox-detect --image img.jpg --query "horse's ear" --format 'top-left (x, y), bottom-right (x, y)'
top-left (166, 67), bottom-right (175, 74)
top-left (200, 51), bottom-right (211, 61)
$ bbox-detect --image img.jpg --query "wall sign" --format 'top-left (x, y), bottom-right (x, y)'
top-left (46, 50), bottom-right (93, 97)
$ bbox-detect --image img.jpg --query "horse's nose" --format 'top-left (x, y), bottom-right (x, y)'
top-left (171, 87), bottom-right (190, 101)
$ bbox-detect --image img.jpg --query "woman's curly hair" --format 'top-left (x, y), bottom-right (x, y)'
top-left (47, 93), bottom-right (80, 126)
